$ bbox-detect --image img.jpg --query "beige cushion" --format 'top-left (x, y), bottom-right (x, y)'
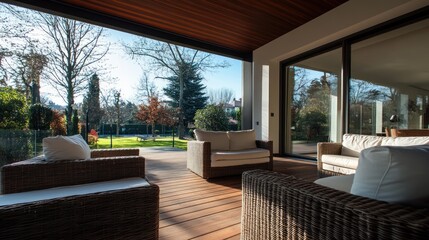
top-left (314, 174), bottom-right (354, 193)
top-left (228, 130), bottom-right (257, 151)
top-left (381, 136), bottom-right (429, 146)
top-left (341, 134), bottom-right (383, 157)
top-left (194, 129), bottom-right (229, 151)
top-left (321, 154), bottom-right (359, 169)
top-left (351, 145), bottom-right (429, 207)
top-left (211, 148), bottom-right (270, 161)
top-left (43, 134), bottom-right (91, 161)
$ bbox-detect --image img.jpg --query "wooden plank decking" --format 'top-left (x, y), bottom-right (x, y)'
top-left (143, 149), bottom-right (317, 240)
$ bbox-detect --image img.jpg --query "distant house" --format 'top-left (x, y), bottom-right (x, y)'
top-left (223, 98), bottom-right (242, 114)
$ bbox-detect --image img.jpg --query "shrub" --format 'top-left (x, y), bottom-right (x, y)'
top-left (0, 87), bottom-right (28, 129)
top-left (194, 104), bottom-right (229, 131)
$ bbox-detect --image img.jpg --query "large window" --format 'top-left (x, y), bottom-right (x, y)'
top-left (284, 48), bottom-right (341, 157)
top-left (350, 18), bottom-right (429, 134)
top-left (281, 11), bottom-right (429, 158)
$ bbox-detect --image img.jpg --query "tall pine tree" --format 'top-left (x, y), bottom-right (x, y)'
top-left (163, 63), bottom-right (208, 129)
top-left (82, 73), bottom-right (102, 131)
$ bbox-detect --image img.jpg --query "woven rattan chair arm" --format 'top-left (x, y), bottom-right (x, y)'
top-left (241, 170), bottom-right (429, 240)
top-left (1, 156), bottom-right (146, 194)
top-left (255, 140), bottom-right (272, 150)
top-left (256, 140), bottom-right (273, 170)
top-left (187, 141), bottom-right (211, 178)
top-left (90, 148), bottom-right (140, 158)
top-left (317, 142), bottom-right (342, 171)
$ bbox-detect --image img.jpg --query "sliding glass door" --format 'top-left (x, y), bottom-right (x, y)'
top-left (280, 12), bottom-right (429, 158)
top-left (283, 48), bottom-right (341, 158)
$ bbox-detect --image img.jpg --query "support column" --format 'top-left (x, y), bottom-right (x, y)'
top-left (261, 65), bottom-right (269, 141)
top-left (242, 61), bottom-right (253, 130)
top-left (253, 61), bottom-right (262, 139)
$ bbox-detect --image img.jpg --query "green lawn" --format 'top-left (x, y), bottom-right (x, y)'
top-left (92, 136), bottom-right (188, 150)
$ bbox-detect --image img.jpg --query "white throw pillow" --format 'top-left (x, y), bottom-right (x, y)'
top-left (341, 134), bottom-right (383, 157)
top-left (228, 130), bottom-right (257, 151)
top-left (43, 134), bottom-right (91, 161)
top-left (194, 129), bottom-right (229, 151)
top-left (351, 145), bottom-right (429, 208)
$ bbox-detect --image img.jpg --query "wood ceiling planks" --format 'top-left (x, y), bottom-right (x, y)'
top-left (62, 0), bottom-right (347, 53)
top-left (5, 0), bottom-right (348, 59)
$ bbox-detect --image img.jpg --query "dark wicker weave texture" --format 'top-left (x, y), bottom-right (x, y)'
top-left (0, 149), bottom-right (158, 240)
top-left (1, 155), bottom-right (145, 194)
top-left (90, 148), bottom-right (140, 158)
top-left (187, 140), bottom-right (273, 179)
top-left (0, 184), bottom-right (159, 240)
top-left (241, 170), bottom-right (429, 240)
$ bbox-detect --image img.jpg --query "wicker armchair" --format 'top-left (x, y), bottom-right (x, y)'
top-left (0, 149), bottom-right (159, 240)
top-left (316, 142), bottom-right (344, 177)
top-left (187, 140), bottom-right (273, 179)
top-left (241, 170), bottom-right (429, 240)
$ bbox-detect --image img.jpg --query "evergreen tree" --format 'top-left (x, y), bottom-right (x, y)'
top-left (82, 73), bottom-right (102, 131)
top-left (163, 63), bottom-right (208, 129)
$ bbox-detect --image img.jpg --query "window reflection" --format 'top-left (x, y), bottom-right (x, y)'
top-left (350, 19), bottom-right (429, 134)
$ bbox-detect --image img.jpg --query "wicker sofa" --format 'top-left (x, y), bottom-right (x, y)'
top-left (187, 129), bottom-right (273, 179)
top-left (317, 134), bottom-right (429, 177)
top-left (0, 149), bottom-right (159, 240)
top-left (241, 169), bottom-right (429, 240)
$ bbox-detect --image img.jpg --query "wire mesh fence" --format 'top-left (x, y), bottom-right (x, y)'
top-left (0, 129), bottom-right (52, 167)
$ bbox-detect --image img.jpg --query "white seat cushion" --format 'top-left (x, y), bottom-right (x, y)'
top-left (321, 154), bottom-right (359, 169)
top-left (0, 177), bottom-right (149, 206)
top-left (194, 129), bottom-right (229, 151)
top-left (211, 148), bottom-right (270, 161)
top-left (314, 174), bottom-right (354, 193)
top-left (341, 134), bottom-right (383, 157)
top-left (43, 134), bottom-right (91, 161)
top-left (351, 145), bottom-right (429, 208)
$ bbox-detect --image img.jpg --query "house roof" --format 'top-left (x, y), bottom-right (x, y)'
top-left (5, 0), bottom-right (348, 61)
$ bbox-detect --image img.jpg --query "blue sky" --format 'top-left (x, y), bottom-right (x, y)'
top-left (99, 29), bottom-right (243, 104)
top-left (1, 2), bottom-right (243, 105)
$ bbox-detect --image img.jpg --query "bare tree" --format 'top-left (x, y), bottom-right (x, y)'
top-left (208, 88), bottom-right (235, 106)
top-left (0, 3), bottom-right (32, 86)
top-left (100, 88), bottom-right (124, 136)
top-left (124, 39), bottom-right (228, 139)
top-left (9, 46), bottom-right (48, 104)
top-left (36, 14), bottom-right (109, 135)
top-left (136, 73), bottom-right (158, 104)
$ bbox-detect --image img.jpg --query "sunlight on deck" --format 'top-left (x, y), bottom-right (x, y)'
top-left (142, 148), bottom-right (317, 240)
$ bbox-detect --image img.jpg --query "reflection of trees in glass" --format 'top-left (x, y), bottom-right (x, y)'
top-left (349, 79), bottom-right (393, 134)
top-left (291, 66), bottom-right (336, 141)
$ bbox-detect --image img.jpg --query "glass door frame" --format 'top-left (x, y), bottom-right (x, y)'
top-left (278, 6), bottom-right (429, 157)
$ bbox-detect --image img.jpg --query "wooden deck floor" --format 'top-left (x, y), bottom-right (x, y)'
top-left (143, 149), bottom-right (317, 240)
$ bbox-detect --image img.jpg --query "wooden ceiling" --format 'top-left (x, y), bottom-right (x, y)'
top-left (5, 0), bottom-right (348, 60)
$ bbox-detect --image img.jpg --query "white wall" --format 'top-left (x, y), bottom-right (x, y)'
top-left (242, 62), bottom-right (253, 130)
top-left (252, 0), bottom-right (428, 154)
